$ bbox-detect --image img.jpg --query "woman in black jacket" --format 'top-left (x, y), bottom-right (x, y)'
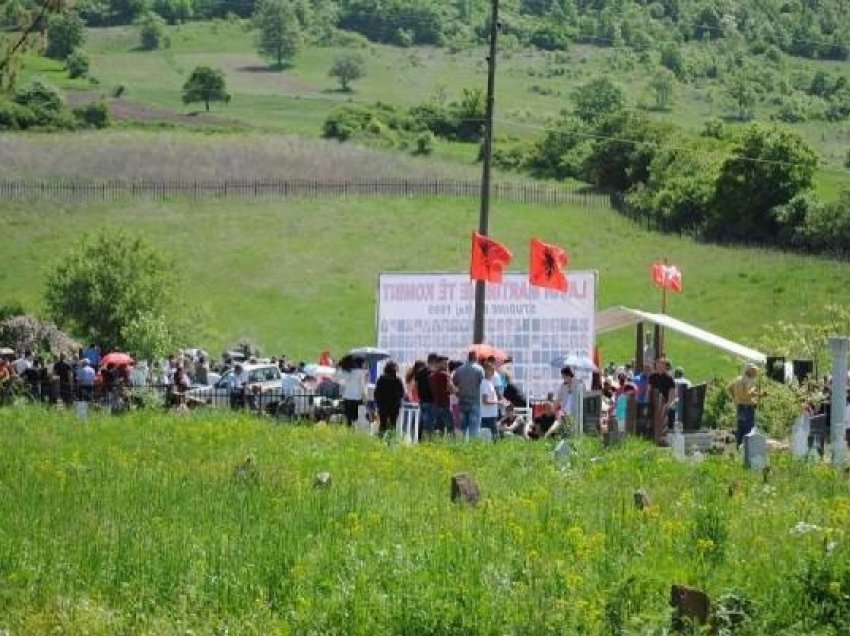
top-left (374, 361), bottom-right (405, 434)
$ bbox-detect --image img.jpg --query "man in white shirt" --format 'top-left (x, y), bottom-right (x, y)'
top-left (13, 350), bottom-right (33, 376)
top-left (229, 364), bottom-right (247, 410)
top-left (480, 365), bottom-right (500, 441)
top-left (556, 366), bottom-right (577, 418)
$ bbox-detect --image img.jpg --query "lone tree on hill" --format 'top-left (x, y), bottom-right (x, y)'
top-left (182, 65), bottom-right (230, 112)
top-left (329, 52), bottom-right (365, 91)
top-left (255, 0), bottom-right (301, 68)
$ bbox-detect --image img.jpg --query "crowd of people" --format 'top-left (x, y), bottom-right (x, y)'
top-left (0, 341), bottom-right (720, 447)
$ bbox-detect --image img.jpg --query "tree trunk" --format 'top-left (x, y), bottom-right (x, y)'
top-left (205, 100), bottom-right (210, 112)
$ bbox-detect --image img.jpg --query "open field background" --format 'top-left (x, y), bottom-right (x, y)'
top-left (16, 21), bottom-right (850, 196)
top-left (1, 408), bottom-right (849, 634)
top-left (1, 192), bottom-right (848, 379)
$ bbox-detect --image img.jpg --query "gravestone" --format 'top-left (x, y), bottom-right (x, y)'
top-left (604, 428), bottom-right (626, 448)
top-left (790, 415), bottom-right (810, 460)
top-left (681, 384), bottom-right (707, 432)
top-left (743, 427), bottom-right (768, 470)
top-left (670, 427), bottom-right (686, 460)
top-left (233, 456), bottom-right (259, 484)
top-left (582, 392), bottom-right (602, 435)
top-left (75, 400), bottom-right (88, 421)
top-left (553, 439), bottom-right (572, 464)
top-left (808, 414), bottom-right (828, 458)
top-left (792, 359), bottom-right (814, 385)
top-left (670, 584), bottom-right (711, 628)
top-left (451, 473), bottom-right (480, 505)
top-left (313, 472), bottom-right (332, 489)
top-left (766, 356), bottom-right (786, 383)
top-left (633, 488), bottom-right (652, 511)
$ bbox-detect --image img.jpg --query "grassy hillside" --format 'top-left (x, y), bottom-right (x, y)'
top-left (2, 408), bottom-right (850, 634)
top-left (18, 21), bottom-right (849, 194)
top-left (1, 193), bottom-right (848, 380)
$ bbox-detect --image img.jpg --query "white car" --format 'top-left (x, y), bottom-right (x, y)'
top-left (187, 363), bottom-right (283, 408)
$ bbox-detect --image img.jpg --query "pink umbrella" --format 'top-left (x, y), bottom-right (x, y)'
top-left (100, 352), bottom-right (133, 366)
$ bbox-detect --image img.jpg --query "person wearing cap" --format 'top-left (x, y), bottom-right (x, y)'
top-left (727, 364), bottom-right (760, 446)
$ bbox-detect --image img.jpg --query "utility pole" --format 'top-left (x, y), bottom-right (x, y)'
top-left (473, 0), bottom-right (500, 345)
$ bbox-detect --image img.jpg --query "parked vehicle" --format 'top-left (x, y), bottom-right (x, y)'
top-left (187, 363), bottom-right (283, 408)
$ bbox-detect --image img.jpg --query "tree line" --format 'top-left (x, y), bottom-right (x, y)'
top-left (489, 76), bottom-right (849, 256)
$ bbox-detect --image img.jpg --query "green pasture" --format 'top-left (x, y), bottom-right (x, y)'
top-left (15, 21), bottom-right (849, 185)
top-left (1, 408), bottom-right (849, 634)
top-left (1, 194), bottom-right (848, 380)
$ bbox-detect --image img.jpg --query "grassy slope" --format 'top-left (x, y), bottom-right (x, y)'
top-left (2, 409), bottom-right (849, 634)
top-left (1, 195), bottom-right (848, 380)
top-left (25, 22), bottom-right (841, 193)
top-left (18, 22), bottom-right (846, 191)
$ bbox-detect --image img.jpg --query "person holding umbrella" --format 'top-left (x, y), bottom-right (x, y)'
top-left (338, 355), bottom-right (368, 426)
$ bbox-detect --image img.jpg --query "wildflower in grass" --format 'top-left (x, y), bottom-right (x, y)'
top-left (791, 521), bottom-right (821, 535)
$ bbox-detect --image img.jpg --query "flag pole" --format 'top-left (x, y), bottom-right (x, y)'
top-left (473, 0), bottom-right (500, 345)
top-left (659, 256), bottom-right (668, 358)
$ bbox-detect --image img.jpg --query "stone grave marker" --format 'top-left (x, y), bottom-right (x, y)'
top-left (313, 472), bottom-right (332, 489)
top-left (670, 584), bottom-right (711, 628)
top-left (633, 488), bottom-right (651, 511)
top-left (451, 473), bottom-right (480, 506)
top-left (743, 427), bottom-right (768, 470)
top-left (553, 439), bottom-right (572, 464)
top-left (790, 415), bottom-right (810, 460)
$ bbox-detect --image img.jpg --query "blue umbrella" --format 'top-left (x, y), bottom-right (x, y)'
top-left (551, 354), bottom-right (598, 372)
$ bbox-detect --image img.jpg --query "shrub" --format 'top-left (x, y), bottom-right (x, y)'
top-left (46, 11), bottom-right (85, 60)
top-left (137, 12), bottom-right (166, 50)
top-left (412, 130), bottom-right (434, 156)
top-left (0, 99), bottom-right (37, 130)
top-left (73, 100), bottom-right (110, 129)
top-left (13, 80), bottom-right (75, 128)
top-left (65, 49), bottom-right (89, 79)
top-left (0, 314), bottom-right (81, 358)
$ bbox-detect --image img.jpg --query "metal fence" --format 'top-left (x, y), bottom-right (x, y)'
top-left (6, 381), bottom-right (346, 420)
top-left (0, 178), bottom-right (611, 207)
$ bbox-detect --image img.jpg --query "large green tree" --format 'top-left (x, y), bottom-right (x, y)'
top-left (181, 65), bottom-right (230, 111)
top-left (571, 76), bottom-right (626, 125)
top-left (708, 124), bottom-right (819, 242)
top-left (44, 230), bottom-right (179, 351)
top-left (45, 10), bottom-right (85, 60)
top-left (255, 0), bottom-right (301, 68)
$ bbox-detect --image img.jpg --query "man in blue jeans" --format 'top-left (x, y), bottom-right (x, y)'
top-left (452, 351), bottom-right (484, 439)
top-left (727, 364), bottom-right (759, 446)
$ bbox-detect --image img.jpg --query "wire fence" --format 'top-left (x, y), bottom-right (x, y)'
top-left (0, 178), bottom-right (611, 207)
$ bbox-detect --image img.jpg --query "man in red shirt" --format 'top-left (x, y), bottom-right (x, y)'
top-left (428, 355), bottom-right (455, 436)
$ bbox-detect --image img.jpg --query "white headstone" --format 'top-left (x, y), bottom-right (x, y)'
top-left (553, 439), bottom-right (572, 464)
top-left (829, 337), bottom-right (849, 467)
top-left (791, 414), bottom-right (810, 460)
top-left (670, 428), bottom-right (686, 461)
top-left (75, 401), bottom-right (88, 421)
top-left (744, 426), bottom-right (768, 470)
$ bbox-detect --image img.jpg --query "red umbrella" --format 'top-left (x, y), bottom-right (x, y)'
top-left (466, 344), bottom-right (509, 364)
top-left (100, 352), bottom-right (133, 366)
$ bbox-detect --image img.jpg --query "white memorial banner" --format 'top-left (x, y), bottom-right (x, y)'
top-left (377, 272), bottom-right (597, 399)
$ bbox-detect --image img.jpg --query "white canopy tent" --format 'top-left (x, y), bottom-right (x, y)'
top-left (596, 306), bottom-right (767, 363)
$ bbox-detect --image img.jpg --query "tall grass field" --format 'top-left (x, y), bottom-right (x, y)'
top-left (1, 408), bottom-right (849, 634)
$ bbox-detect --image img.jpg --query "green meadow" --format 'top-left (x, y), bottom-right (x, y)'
top-left (1, 191), bottom-right (847, 379)
top-left (1, 408), bottom-right (849, 634)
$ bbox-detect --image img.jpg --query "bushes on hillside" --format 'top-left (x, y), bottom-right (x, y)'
top-left (0, 80), bottom-right (110, 131)
top-left (322, 88), bottom-right (487, 152)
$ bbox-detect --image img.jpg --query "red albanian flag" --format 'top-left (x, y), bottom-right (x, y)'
top-left (470, 232), bottom-right (513, 283)
top-left (651, 261), bottom-right (683, 293)
top-left (529, 238), bottom-right (570, 292)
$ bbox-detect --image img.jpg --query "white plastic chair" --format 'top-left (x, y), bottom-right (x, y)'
top-left (396, 402), bottom-right (420, 444)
